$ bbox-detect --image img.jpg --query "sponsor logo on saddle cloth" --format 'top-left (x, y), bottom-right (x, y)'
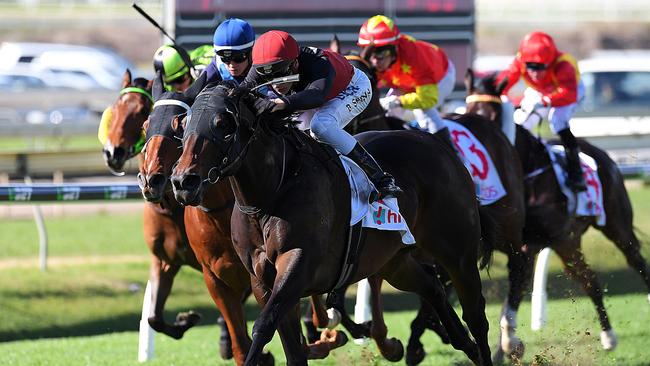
top-left (547, 145), bottom-right (606, 226)
top-left (445, 120), bottom-right (507, 205)
top-left (339, 155), bottom-right (416, 245)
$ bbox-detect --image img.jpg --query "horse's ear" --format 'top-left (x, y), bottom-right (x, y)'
top-left (495, 76), bottom-right (508, 96)
top-left (152, 71), bottom-right (164, 100)
top-left (171, 114), bottom-right (186, 136)
top-left (464, 68), bottom-right (475, 94)
top-left (329, 35), bottom-right (341, 54)
top-left (183, 72), bottom-right (206, 103)
top-left (359, 45), bottom-right (374, 62)
top-left (145, 78), bottom-right (153, 92)
top-left (142, 118), bottom-right (150, 134)
top-left (122, 69), bottom-right (132, 89)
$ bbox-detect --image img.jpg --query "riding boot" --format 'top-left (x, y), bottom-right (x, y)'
top-left (558, 128), bottom-right (587, 192)
top-left (346, 143), bottom-right (403, 201)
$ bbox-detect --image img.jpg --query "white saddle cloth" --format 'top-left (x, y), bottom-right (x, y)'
top-left (446, 120), bottom-right (507, 205)
top-left (339, 155), bottom-right (416, 245)
top-left (546, 145), bottom-right (606, 226)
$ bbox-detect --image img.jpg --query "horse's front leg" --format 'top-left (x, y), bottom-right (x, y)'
top-left (246, 248), bottom-right (310, 366)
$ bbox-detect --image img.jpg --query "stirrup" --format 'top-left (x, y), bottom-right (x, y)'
top-left (371, 174), bottom-right (403, 201)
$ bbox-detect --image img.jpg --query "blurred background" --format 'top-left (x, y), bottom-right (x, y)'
top-left (1, 2), bottom-right (650, 365)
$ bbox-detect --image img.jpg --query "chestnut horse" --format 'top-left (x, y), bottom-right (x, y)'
top-left (465, 70), bottom-right (650, 358)
top-left (171, 84), bottom-right (495, 365)
top-left (102, 70), bottom-right (230, 357)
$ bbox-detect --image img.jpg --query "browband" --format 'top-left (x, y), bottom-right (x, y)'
top-left (465, 94), bottom-right (502, 104)
top-left (120, 87), bottom-right (154, 103)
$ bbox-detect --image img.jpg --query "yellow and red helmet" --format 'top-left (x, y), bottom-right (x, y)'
top-left (518, 31), bottom-right (559, 67)
top-left (358, 15), bottom-right (400, 47)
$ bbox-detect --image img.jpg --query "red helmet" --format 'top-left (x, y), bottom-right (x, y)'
top-left (358, 15), bottom-right (400, 47)
top-left (252, 30), bottom-right (299, 78)
top-left (518, 31), bottom-right (558, 66)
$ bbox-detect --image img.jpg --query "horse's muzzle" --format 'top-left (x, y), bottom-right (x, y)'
top-left (170, 173), bottom-right (203, 206)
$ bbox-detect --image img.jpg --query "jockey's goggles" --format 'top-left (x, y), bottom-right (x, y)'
top-left (254, 59), bottom-right (294, 81)
top-left (217, 50), bottom-right (248, 64)
top-left (370, 45), bottom-right (396, 60)
top-left (168, 72), bottom-right (190, 85)
top-left (525, 62), bottom-right (548, 71)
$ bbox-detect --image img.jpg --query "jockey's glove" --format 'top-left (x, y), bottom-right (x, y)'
top-left (253, 98), bottom-right (278, 116)
top-left (379, 95), bottom-right (401, 111)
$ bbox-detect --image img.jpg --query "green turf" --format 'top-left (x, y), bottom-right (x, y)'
top-left (0, 210), bottom-right (146, 258)
top-left (0, 184), bottom-right (648, 364)
top-left (0, 134), bottom-right (101, 153)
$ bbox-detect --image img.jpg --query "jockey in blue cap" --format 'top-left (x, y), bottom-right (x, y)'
top-left (203, 18), bottom-right (255, 85)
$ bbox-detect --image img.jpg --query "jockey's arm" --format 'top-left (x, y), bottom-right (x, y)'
top-left (541, 61), bottom-right (578, 107)
top-left (277, 58), bottom-right (335, 112)
top-left (399, 83), bottom-right (439, 110)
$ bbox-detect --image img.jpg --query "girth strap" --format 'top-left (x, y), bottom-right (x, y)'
top-left (326, 221), bottom-right (366, 309)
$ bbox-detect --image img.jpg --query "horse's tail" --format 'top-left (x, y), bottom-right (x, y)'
top-left (477, 205), bottom-right (499, 270)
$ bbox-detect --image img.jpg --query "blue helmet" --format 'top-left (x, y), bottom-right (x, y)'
top-left (213, 18), bottom-right (255, 52)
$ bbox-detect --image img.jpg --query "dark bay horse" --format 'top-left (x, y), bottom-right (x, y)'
top-left (102, 70), bottom-right (230, 357)
top-left (171, 84), bottom-right (495, 366)
top-left (338, 49), bottom-right (529, 364)
top-left (465, 69), bottom-right (650, 356)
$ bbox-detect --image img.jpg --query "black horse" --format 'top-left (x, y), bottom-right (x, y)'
top-left (465, 69), bottom-right (650, 358)
top-left (170, 84), bottom-right (496, 365)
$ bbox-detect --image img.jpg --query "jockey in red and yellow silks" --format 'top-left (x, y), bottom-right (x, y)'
top-left (358, 15), bottom-right (456, 140)
top-left (497, 31), bottom-right (587, 192)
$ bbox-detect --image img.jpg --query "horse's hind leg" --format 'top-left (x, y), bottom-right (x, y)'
top-left (381, 254), bottom-right (482, 365)
top-left (554, 242), bottom-right (617, 350)
top-left (599, 220), bottom-right (650, 302)
top-left (406, 296), bottom-right (450, 366)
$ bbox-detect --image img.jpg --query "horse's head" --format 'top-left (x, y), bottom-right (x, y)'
top-left (101, 69), bottom-right (153, 174)
top-left (171, 83), bottom-right (257, 206)
top-left (464, 68), bottom-right (508, 123)
top-left (137, 72), bottom-right (194, 203)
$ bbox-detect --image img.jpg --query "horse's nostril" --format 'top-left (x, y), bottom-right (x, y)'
top-left (180, 174), bottom-right (201, 192)
top-left (112, 147), bottom-right (126, 161)
top-left (148, 174), bottom-right (166, 188)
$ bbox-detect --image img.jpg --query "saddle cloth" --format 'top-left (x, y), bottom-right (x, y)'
top-left (446, 120), bottom-right (507, 205)
top-left (339, 155), bottom-right (415, 245)
top-left (547, 144), bottom-right (606, 226)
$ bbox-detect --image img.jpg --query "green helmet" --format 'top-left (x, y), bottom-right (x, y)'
top-left (152, 45), bottom-right (191, 83)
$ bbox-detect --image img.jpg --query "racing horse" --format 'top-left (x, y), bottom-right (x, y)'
top-left (101, 70), bottom-right (231, 357)
top-left (465, 69), bottom-right (650, 357)
top-left (171, 83), bottom-right (496, 365)
top-left (340, 45), bottom-right (529, 364)
top-left (142, 74), bottom-right (353, 364)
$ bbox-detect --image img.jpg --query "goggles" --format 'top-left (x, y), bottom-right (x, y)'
top-left (217, 50), bottom-right (248, 64)
top-left (254, 60), bottom-right (294, 81)
top-left (525, 62), bottom-right (548, 71)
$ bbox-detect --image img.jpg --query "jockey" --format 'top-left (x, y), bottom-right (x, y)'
top-left (497, 31), bottom-right (587, 192)
top-left (203, 18), bottom-right (255, 85)
top-left (358, 15), bottom-right (456, 144)
top-left (242, 30), bottom-right (402, 200)
top-left (152, 44), bottom-right (211, 92)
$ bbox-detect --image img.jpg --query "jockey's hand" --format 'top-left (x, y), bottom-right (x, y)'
top-left (253, 98), bottom-right (278, 116)
top-left (521, 98), bottom-right (546, 113)
top-left (379, 95), bottom-right (401, 111)
top-left (271, 98), bottom-right (286, 112)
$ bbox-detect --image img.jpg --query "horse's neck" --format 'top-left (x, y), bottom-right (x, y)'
top-left (230, 132), bottom-right (289, 210)
top-left (516, 127), bottom-right (551, 173)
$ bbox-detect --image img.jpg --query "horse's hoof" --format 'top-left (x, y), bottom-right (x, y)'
top-left (219, 340), bottom-right (233, 360)
top-left (175, 311), bottom-right (202, 328)
top-left (491, 346), bottom-right (505, 365)
top-left (600, 329), bottom-right (618, 351)
top-left (508, 341), bottom-right (525, 364)
top-left (258, 350), bottom-right (275, 366)
top-left (405, 341), bottom-right (426, 366)
top-left (381, 337), bottom-right (404, 362)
